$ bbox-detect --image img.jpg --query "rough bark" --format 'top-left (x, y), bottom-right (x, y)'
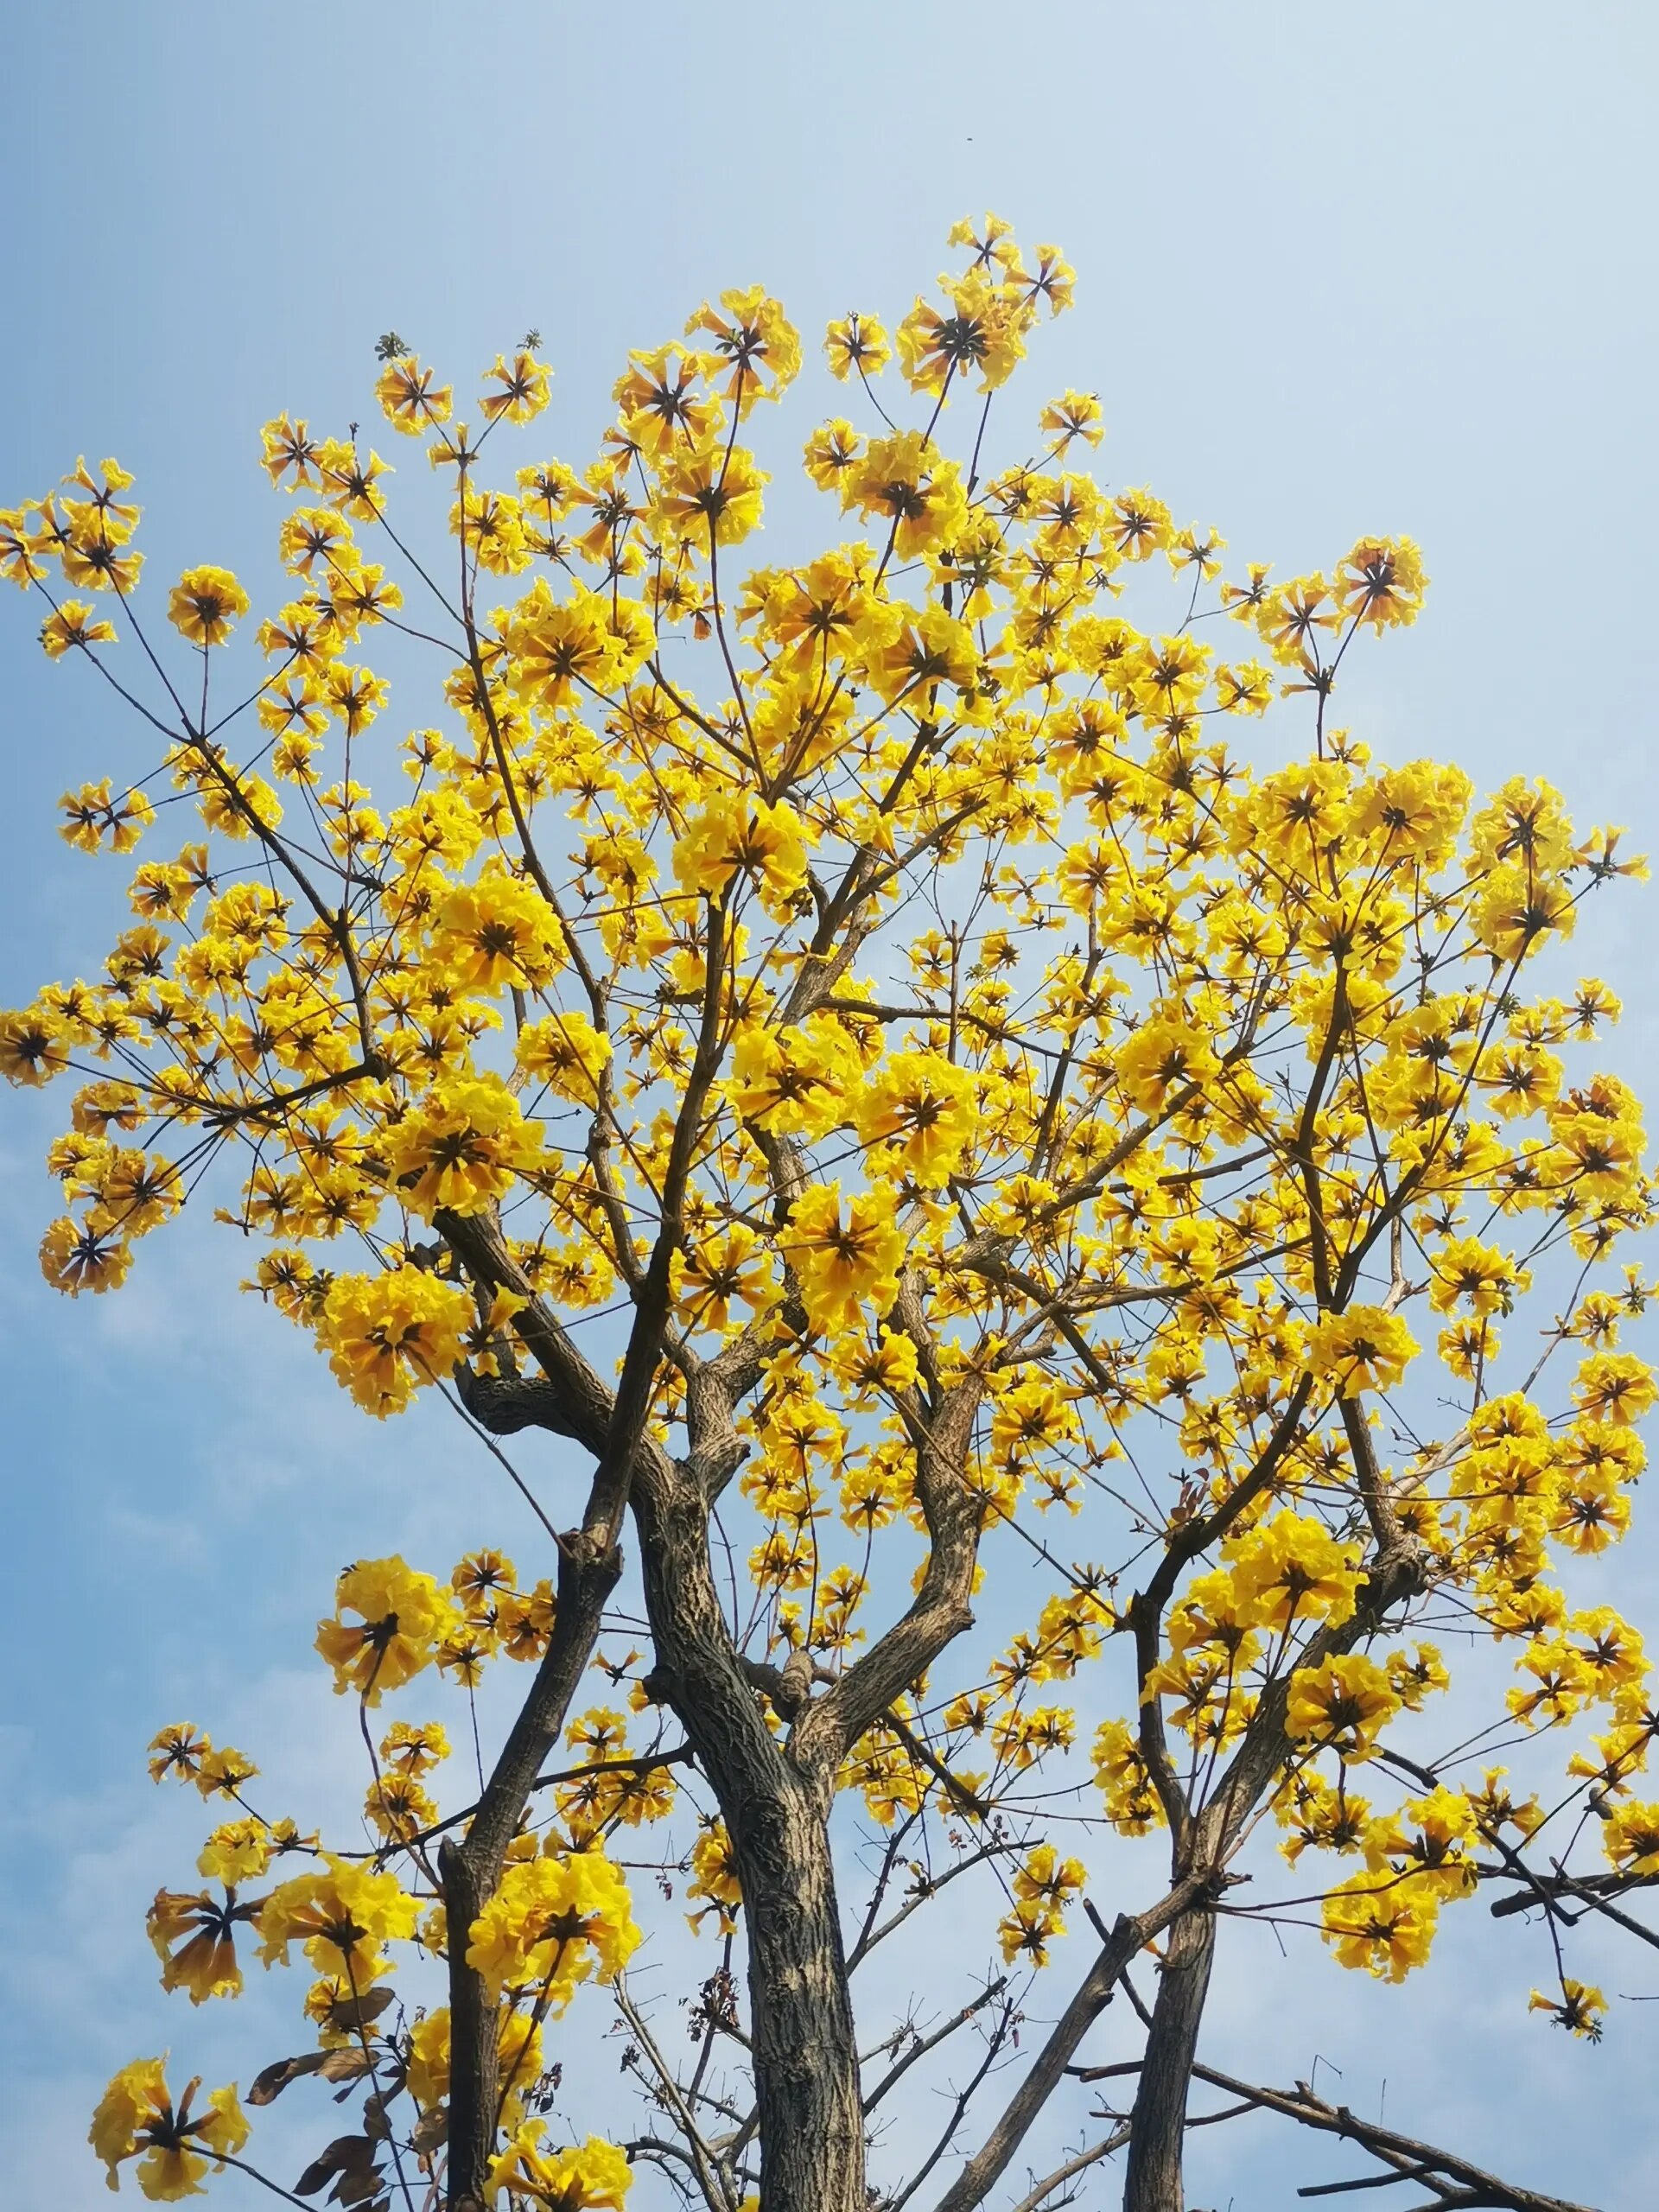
top-left (734, 1762), bottom-right (865, 2212)
top-left (442, 1534), bottom-right (622, 2211)
top-left (635, 1471), bottom-right (868, 2212)
top-left (1121, 1905), bottom-right (1217, 2212)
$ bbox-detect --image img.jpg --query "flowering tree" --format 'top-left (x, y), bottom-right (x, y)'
top-left (3, 217), bottom-right (1655, 2212)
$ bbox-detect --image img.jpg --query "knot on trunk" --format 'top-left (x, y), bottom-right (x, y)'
top-left (741, 1650), bottom-right (816, 1720)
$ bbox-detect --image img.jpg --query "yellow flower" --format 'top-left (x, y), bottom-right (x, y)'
top-left (90, 2059), bottom-right (248, 2199)
top-left (1106, 486), bottom-right (1173, 562)
top-left (321, 662), bottom-right (389, 735)
top-left (1473, 863), bottom-right (1577, 964)
top-left (1116, 1019), bottom-right (1220, 1116)
top-left (671, 1223), bottom-right (779, 1332)
top-left (728, 1014), bottom-right (860, 1141)
top-left (1286, 1655), bottom-right (1399, 1758)
top-left (435, 874), bottom-right (567, 995)
top-left (1306, 1305), bottom-right (1418, 1395)
top-left (1572, 1351), bottom-right (1656, 1427)
top-left (40, 1213), bottom-right (132, 1295)
top-left (845, 429), bottom-right (969, 560)
top-left (488, 2129), bottom-right (633, 2211)
top-left (66, 777), bottom-right (155, 856)
top-left (1334, 535), bottom-right (1427, 630)
top-left (856, 1050), bottom-right (976, 1186)
top-left (1603, 1799), bottom-right (1659, 1876)
top-left (651, 442), bottom-right (768, 547)
top-left (802, 418), bottom-right (863, 495)
top-left (167, 565), bottom-right (250, 646)
top-left (516, 1009), bottom-right (610, 1103)
top-left (1427, 1236), bottom-right (1527, 1318)
top-left (1039, 390), bottom-right (1103, 450)
top-left (465, 1847), bottom-right (641, 1999)
top-left (829, 1326), bottom-right (920, 1406)
top-left (147, 1724), bottom-right (212, 1786)
top-left (1090, 1718), bottom-right (1166, 1836)
top-left (196, 1818), bottom-right (277, 1884)
top-left (1224, 1512), bottom-right (1363, 1632)
top-left (314, 1555), bottom-right (458, 1700)
top-left (41, 597), bottom-right (116, 657)
top-left (896, 270), bottom-right (1027, 396)
top-left (375, 353), bottom-right (453, 435)
top-left (823, 312), bottom-right (891, 382)
top-left (991, 1376), bottom-right (1081, 1468)
top-left (385, 1076), bottom-right (544, 1220)
top-left (998, 1897), bottom-right (1064, 1965)
top-left (502, 577), bottom-right (647, 709)
top-left (1321, 1872), bottom-right (1439, 1980)
top-left (0, 1005), bottom-right (67, 1085)
top-left (146, 1885), bottom-right (257, 2003)
top-left (480, 348), bottom-right (553, 423)
top-left (686, 1822), bottom-right (743, 1933)
top-left (685, 286), bottom-right (800, 410)
top-left (672, 791), bottom-right (810, 919)
top-left (1013, 1842), bottom-right (1086, 1909)
top-left (1529, 1980), bottom-right (1606, 2039)
top-left (781, 1181), bottom-right (906, 1337)
top-left (257, 1853), bottom-right (417, 1978)
top-left (380, 1718), bottom-right (452, 1777)
top-left (319, 1265), bottom-right (474, 1414)
top-left (855, 602), bottom-right (980, 709)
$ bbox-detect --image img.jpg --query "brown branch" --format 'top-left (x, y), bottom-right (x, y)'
top-left (1488, 1864), bottom-right (1659, 1948)
top-left (440, 1528), bottom-right (623, 2209)
top-left (1162, 2062), bottom-right (1596, 2212)
top-left (1005, 2134), bottom-right (1129, 2212)
top-left (927, 1877), bottom-right (1205, 2212)
top-left (879, 1707), bottom-right (994, 1823)
top-left (847, 1837), bottom-right (1022, 1973)
top-left (794, 1379), bottom-right (984, 1769)
top-left (863, 1978), bottom-right (1010, 2115)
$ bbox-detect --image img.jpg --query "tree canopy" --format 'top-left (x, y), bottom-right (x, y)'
top-left (2, 215), bottom-right (1654, 2212)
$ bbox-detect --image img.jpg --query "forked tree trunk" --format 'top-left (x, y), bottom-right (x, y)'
top-left (1122, 1905), bottom-right (1217, 2212)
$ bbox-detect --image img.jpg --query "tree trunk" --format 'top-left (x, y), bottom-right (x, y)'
top-left (636, 1477), bottom-right (867, 2212)
top-left (442, 1841), bottom-right (499, 2212)
top-left (730, 1761), bottom-right (865, 2212)
top-left (1122, 1906), bottom-right (1216, 2212)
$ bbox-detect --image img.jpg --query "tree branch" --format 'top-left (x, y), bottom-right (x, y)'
top-left (928, 1877), bottom-right (1205, 2212)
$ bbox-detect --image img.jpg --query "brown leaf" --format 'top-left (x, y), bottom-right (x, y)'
top-left (319, 2049), bottom-right (373, 2084)
top-left (248, 2052), bottom-right (329, 2107)
top-left (295, 2136), bottom-right (378, 2198)
top-left (250, 2045), bottom-right (372, 2108)
top-left (327, 1985), bottom-right (397, 2031)
top-left (332, 2163), bottom-right (388, 2209)
top-left (409, 2107), bottom-right (448, 2155)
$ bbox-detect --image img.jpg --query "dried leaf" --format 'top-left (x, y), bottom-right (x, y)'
top-left (409, 2107), bottom-right (448, 2154)
top-left (328, 1986), bottom-right (396, 2031)
top-left (295, 2136), bottom-right (378, 2198)
top-left (248, 2052), bottom-right (328, 2107)
top-left (332, 2164), bottom-right (388, 2209)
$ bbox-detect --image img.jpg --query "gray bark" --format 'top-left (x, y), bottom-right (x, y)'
top-left (636, 1474), bottom-right (868, 2212)
top-left (1122, 1906), bottom-right (1217, 2212)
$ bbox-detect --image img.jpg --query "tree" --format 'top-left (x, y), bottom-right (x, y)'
top-left (2, 214), bottom-right (1654, 2212)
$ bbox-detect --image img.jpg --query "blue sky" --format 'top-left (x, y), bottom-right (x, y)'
top-left (3, 3), bottom-right (1658, 2206)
